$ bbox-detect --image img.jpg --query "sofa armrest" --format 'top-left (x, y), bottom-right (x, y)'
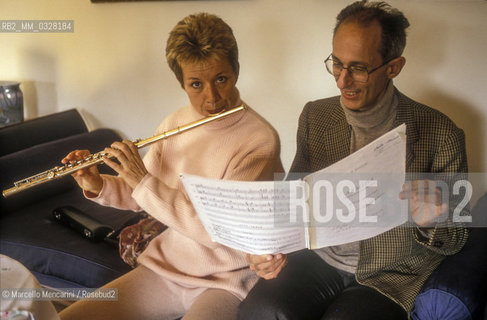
top-left (412, 194), bottom-right (487, 320)
top-left (0, 129), bottom-right (121, 214)
top-left (0, 109), bottom-right (88, 157)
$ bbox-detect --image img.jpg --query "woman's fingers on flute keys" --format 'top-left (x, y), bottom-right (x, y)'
top-left (62, 150), bottom-right (100, 183)
top-left (62, 150), bottom-right (91, 164)
top-left (59, 150), bottom-right (103, 195)
top-left (103, 140), bottom-right (147, 189)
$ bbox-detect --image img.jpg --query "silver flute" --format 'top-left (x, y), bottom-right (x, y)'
top-left (2, 105), bottom-right (246, 197)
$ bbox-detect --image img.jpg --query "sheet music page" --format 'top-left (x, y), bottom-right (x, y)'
top-left (180, 175), bottom-right (309, 254)
top-left (304, 124), bottom-right (408, 248)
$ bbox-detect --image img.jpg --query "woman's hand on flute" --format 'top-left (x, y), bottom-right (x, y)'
top-left (62, 150), bottom-right (103, 197)
top-left (103, 140), bottom-right (148, 190)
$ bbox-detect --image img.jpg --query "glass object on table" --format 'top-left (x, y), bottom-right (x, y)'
top-left (0, 81), bottom-right (24, 127)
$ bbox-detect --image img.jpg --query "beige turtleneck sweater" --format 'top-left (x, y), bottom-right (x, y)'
top-left (89, 102), bottom-right (283, 300)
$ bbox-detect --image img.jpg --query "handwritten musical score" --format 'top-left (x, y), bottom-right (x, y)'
top-left (181, 124), bottom-right (408, 254)
top-left (183, 179), bottom-right (308, 254)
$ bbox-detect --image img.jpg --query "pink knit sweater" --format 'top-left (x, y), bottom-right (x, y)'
top-left (90, 102), bottom-right (283, 299)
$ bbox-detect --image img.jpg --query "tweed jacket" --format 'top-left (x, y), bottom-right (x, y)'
top-left (290, 88), bottom-right (468, 312)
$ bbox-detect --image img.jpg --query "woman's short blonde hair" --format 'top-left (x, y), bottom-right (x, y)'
top-left (166, 13), bottom-right (239, 87)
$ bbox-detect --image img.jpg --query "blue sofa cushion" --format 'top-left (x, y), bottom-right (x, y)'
top-left (0, 128), bottom-right (142, 288)
top-left (0, 188), bottom-right (138, 288)
top-left (412, 289), bottom-right (471, 320)
top-left (0, 129), bottom-right (121, 214)
top-left (411, 194), bottom-right (487, 320)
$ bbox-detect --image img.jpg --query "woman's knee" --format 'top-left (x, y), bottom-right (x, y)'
top-left (185, 289), bottom-right (240, 320)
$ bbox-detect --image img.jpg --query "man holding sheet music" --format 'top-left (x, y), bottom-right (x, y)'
top-left (239, 1), bottom-right (468, 319)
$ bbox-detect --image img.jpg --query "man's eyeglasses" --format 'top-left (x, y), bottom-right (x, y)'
top-left (324, 54), bottom-right (393, 83)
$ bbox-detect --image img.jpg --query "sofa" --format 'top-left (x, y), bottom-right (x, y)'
top-left (0, 109), bottom-right (141, 289)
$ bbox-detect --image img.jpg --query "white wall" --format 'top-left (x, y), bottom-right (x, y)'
top-left (1, 0), bottom-right (486, 201)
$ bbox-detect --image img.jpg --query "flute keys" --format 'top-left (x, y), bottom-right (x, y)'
top-left (2, 106), bottom-right (246, 198)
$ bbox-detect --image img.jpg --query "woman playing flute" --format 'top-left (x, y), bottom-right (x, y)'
top-left (59, 12), bottom-right (283, 320)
